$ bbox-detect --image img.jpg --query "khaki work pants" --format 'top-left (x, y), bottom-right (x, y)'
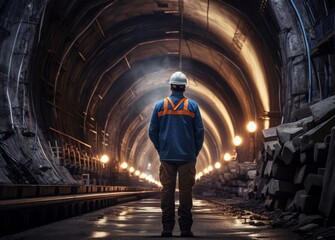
top-left (159, 161), bottom-right (196, 232)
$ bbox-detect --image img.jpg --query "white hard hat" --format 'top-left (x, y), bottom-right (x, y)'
top-left (169, 71), bottom-right (188, 85)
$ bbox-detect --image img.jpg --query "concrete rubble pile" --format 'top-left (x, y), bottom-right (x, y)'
top-left (194, 161), bottom-right (257, 199)
top-left (249, 95), bottom-right (335, 227)
top-left (194, 96), bottom-right (335, 237)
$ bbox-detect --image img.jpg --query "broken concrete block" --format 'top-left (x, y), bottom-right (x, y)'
top-left (318, 168), bottom-right (325, 176)
top-left (265, 140), bottom-right (279, 159)
top-left (297, 116), bottom-right (315, 132)
top-left (254, 177), bottom-right (267, 199)
top-left (264, 196), bottom-right (274, 210)
top-left (294, 164), bottom-right (313, 185)
top-left (267, 178), bottom-right (299, 198)
top-left (223, 173), bottom-right (232, 180)
top-left (246, 170), bottom-right (257, 180)
top-left (297, 214), bottom-right (324, 228)
top-left (288, 190), bottom-right (321, 214)
top-left (309, 95), bottom-right (335, 124)
top-left (281, 139), bottom-right (300, 165)
top-left (278, 127), bottom-right (304, 145)
top-left (276, 122), bottom-right (300, 144)
top-left (296, 223), bottom-right (319, 233)
top-left (300, 114), bottom-right (335, 152)
top-left (313, 142), bottom-right (329, 166)
top-left (257, 150), bottom-right (263, 162)
top-left (292, 106), bottom-right (312, 121)
top-left (274, 198), bottom-right (288, 210)
top-left (262, 127), bottom-right (278, 141)
top-left (304, 174), bottom-right (323, 196)
top-left (260, 180), bottom-right (269, 198)
top-left (264, 160), bottom-right (274, 177)
top-left (271, 162), bottom-right (296, 181)
top-left (300, 148), bottom-right (314, 164)
top-left (319, 127), bottom-right (335, 219)
top-left (324, 134), bottom-right (331, 144)
top-left (273, 142), bottom-right (282, 161)
top-left (256, 159), bottom-right (265, 177)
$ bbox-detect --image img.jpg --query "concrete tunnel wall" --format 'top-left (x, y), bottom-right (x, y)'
top-left (0, 0), bottom-right (334, 184)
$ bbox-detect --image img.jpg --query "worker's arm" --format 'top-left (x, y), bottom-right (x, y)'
top-left (149, 105), bottom-right (160, 152)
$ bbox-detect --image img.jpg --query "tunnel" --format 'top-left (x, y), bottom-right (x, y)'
top-left (0, 0), bottom-right (334, 186)
top-left (1, 0), bottom-right (335, 238)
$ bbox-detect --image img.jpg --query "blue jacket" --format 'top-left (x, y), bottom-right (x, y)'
top-left (149, 92), bottom-right (204, 162)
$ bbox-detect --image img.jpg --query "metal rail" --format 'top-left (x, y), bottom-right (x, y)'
top-left (0, 191), bottom-right (156, 210)
top-left (0, 187), bottom-right (159, 237)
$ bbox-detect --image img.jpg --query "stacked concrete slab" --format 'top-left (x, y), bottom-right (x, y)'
top-left (249, 96), bottom-right (335, 225)
top-left (194, 161), bottom-right (257, 199)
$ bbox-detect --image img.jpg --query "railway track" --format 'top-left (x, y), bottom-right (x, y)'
top-left (0, 184), bottom-right (159, 237)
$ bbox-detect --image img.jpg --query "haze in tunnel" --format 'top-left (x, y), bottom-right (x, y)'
top-left (3, 0), bottom-right (331, 184)
top-left (33, 0), bottom-right (277, 178)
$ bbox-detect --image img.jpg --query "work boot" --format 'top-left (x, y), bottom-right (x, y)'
top-left (161, 230), bottom-right (173, 237)
top-left (180, 230), bottom-right (194, 237)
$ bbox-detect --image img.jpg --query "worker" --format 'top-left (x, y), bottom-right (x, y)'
top-left (149, 71), bottom-right (204, 237)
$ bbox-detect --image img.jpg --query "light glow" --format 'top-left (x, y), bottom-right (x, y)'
top-left (100, 155), bottom-right (109, 164)
top-left (140, 173), bottom-right (147, 179)
top-left (121, 162), bottom-right (128, 169)
top-left (233, 136), bottom-right (242, 146)
top-left (224, 153), bottom-right (231, 161)
top-left (247, 121), bottom-right (257, 133)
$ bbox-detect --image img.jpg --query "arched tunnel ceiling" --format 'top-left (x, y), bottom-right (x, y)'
top-left (31, 0), bottom-right (283, 176)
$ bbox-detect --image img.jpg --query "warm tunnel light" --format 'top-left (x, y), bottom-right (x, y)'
top-left (214, 162), bottom-right (221, 169)
top-left (121, 162), bottom-right (128, 170)
top-left (129, 167), bottom-right (135, 173)
top-left (196, 172), bottom-right (203, 180)
top-left (208, 166), bottom-right (213, 172)
top-left (247, 121), bottom-right (257, 133)
top-left (140, 173), bottom-right (147, 179)
top-left (233, 136), bottom-right (242, 147)
top-left (100, 155), bottom-right (109, 164)
top-left (135, 170), bottom-right (140, 176)
top-left (224, 153), bottom-right (231, 161)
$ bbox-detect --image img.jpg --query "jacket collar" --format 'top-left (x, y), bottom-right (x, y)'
top-left (170, 92), bottom-right (185, 98)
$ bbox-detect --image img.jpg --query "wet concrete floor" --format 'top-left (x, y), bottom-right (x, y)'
top-left (1, 197), bottom-right (301, 239)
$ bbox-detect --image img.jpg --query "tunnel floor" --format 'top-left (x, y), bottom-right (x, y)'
top-left (1, 196), bottom-right (302, 240)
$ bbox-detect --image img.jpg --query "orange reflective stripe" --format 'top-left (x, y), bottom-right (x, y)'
top-left (166, 97), bottom-right (174, 108)
top-left (158, 110), bottom-right (195, 118)
top-left (173, 98), bottom-right (186, 110)
top-left (166, 97), bottom-right (186, 110)
top-left (183, 99), bottom-right (188, 110)
top-left (158, 97), bottom-right (194, 118)
top-left (163, 98), bottom-right (168, 110)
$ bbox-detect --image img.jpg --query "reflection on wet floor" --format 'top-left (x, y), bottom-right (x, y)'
top-left (1, 198), bottom-right (300, 240)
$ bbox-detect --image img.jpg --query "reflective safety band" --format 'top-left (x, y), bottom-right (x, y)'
top-left (158, 97), bottom-right (195, 118)
top-left (166, 97), bottom-right (186, 110)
